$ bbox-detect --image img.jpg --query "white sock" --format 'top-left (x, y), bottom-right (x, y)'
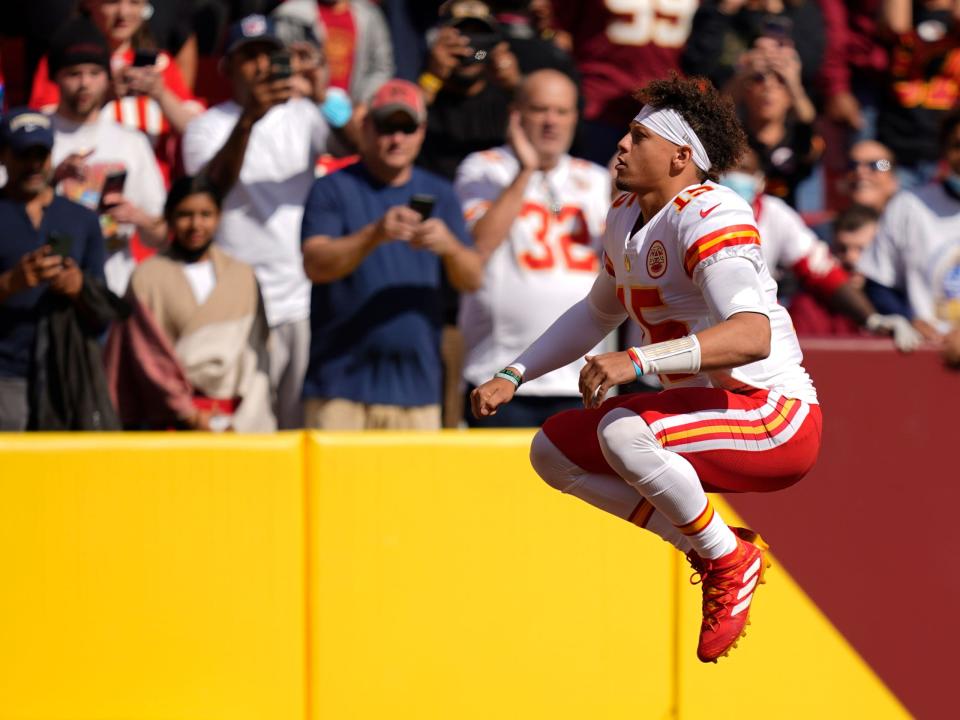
top-left (530, 431), bottom-right (692, 552)
top-left (596, 407), bottom-right (737, 560)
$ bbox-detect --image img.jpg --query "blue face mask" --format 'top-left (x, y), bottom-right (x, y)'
top-left (945, 173), bottom-right (960, 197)
top-left (719, 171), bottom-right (762, 204)
top-left (320, 87), bottom-right (353, 129)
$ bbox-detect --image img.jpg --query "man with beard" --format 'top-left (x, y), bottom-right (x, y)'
top-left (47, 15), bottom-right (167, 296)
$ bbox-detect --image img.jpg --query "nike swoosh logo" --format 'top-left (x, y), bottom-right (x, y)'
top-left (700, 203), bottom-right (721, 218)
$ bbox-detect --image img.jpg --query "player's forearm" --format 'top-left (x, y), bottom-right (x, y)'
top-left (302, 223), bottom-right (381, 283)
top-left (694, 312), bottom-right (771, 370)
top-left (471, 168), bottom-right (535, 262)
top-left (512, 296), bottom-right (622, 382)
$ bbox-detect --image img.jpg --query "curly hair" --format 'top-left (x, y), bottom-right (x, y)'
top-left (633, 73), bottom-right (747, 181)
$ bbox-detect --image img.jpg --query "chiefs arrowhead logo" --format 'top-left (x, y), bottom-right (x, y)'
top-left (646, 240), bottom-right (667, 279)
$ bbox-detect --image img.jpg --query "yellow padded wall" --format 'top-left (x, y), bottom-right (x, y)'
top-left (0, 434), bottom-right (306, 720)
top-left (306, 431), bottom-right (675, 720)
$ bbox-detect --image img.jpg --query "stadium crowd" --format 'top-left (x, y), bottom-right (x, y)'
top-left (0, 0), bottom-right (958, 432)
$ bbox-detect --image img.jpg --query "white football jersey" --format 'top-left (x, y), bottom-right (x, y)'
top-left (603, 181), bottom-right (817, 403)
top-left (455, 147), bottom-right (612, 396)
top-left (757, 195), bottom-right (822, 271)
top-left (859, 183), bottom-right (960, 331)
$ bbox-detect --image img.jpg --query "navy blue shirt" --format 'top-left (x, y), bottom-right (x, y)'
top-left (301, 164), bottom-right (471, 406)
top-left (0, 194), bottom-right (106, 379)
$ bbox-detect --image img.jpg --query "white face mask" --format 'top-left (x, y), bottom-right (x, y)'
top-left (719, 171), bottom-right (762, 204)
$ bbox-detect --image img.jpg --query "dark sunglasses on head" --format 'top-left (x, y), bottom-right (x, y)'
top-left (373, 118), bottom-right (419, 135)
top-left (847, 158), bottom-right (892, 173)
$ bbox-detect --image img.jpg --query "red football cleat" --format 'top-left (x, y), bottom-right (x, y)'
top-left (687, 527), bottom-right (771, 663)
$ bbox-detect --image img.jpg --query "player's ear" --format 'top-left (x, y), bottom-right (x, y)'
top-left (674, 145), bottom-right (694, 172)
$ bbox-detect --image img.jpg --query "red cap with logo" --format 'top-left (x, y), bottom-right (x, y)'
top-left (369, 79), bottom-right (426, 124)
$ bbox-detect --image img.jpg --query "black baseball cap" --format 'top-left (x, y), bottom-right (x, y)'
top-left (224, 14), bottom-right (284, 55)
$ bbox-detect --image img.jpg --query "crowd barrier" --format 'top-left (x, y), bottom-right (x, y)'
top-left (3, 341), bottom-right (953, 719)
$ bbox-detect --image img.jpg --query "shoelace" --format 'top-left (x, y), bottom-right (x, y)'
top-left (687, 552), bottom-right (739, 631)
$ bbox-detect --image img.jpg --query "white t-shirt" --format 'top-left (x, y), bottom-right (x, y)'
top-left (50, 112), bottom-right (166, 295)
top-left (859, 184), bottom-right (960, 332)
top-left (603, 181), bottom-right (816, 403)
top-left (455, 147), bottom-right (612, 396)
top-left (182, 260), bottom-right (216, 306)
top-left (182, 99), bottom-right (331, 327)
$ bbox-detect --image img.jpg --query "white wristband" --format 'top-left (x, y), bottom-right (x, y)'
top-left (634, 335), bottom-right (702, 375)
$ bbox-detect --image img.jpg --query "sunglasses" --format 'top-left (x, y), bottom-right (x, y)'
top-left (373, 118), bottom-right (420, 135)
top-left (847, 158), bottom-right (892, 173)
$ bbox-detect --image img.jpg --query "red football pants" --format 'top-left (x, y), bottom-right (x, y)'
top-left (542, 387), bottom-right (822, 494)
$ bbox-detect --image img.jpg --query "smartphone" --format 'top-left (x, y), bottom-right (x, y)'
top-left (47, 231), bottom-right (73, 258)
top-left (409, 194), bottom-right (436, 219)
top-left (132, 48), bottom-right (159, 67)
top-left (269, 50), bottom-right (293, 81)
top-left (98, 170), bottom-right (128, 212)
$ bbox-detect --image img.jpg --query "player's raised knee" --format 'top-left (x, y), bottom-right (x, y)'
top-left (597, 406), bottom-right (659, 466)
top-left (529, 429), bottom-right (577, 493)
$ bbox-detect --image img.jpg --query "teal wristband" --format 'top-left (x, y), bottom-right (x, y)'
top-left (495, 367), bottom-right (523, 387)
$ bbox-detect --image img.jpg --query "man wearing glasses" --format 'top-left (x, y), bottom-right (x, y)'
top-left (300, 79), bottom-right (484, 430)
top-left (859, 107), bottom-right (960, 367)
top-left (842, 140), bottom-right (899, 213)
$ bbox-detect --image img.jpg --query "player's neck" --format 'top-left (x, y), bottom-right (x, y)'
top-left (636, 174), bottom-right (702, 222)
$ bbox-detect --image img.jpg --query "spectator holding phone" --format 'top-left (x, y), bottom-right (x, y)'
top-left (300, 79), bottom-right (483, 430)
top-left (29, 0), bottom-right (204, 182)
top-left (732, 37), bottom-right (822, 207)
top-left (417, 0), bottom-right (520, 181)
top-left (682, 0), bottom-right (825, 102)
top-left (183, 14), bottom-right (345, 428)
top-left (46, 15), bottom-right (167, 296)
top-left (0, 109), bottom-right (115, 431)
top-left (271, 0), bottom-right (395, 104)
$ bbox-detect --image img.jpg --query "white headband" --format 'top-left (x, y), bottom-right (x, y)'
top-left (634, 106), bottom-right (712, 173)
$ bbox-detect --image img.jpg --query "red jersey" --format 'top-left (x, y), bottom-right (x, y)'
top-left (319, 3), bottom-right (357, 92)
top-left (551, 0), bottom-right (697, 126)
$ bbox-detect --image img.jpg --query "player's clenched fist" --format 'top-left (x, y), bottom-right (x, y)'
top-left (375, 206), bottom-right (422, 243)
top-left (471, 377), bottom-right (517, 418)
top-left (579, 351), bottom-right (637, 409)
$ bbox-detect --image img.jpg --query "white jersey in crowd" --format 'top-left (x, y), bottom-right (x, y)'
top-left (603, 181), bottom-right (817, 403)
top-left (755, 194), bottom-right (837, 279)
top-left (50, 112), bottom-right (166, 295)
top-left (859, 183), bottom-right (960, 332)
top-left (183, 99), bottom-right (331, 328)
top-left (455, 147), bottom-right (612, 396)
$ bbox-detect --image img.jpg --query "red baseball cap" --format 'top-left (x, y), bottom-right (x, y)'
top-left (369, 79), bottom-right (426, 124)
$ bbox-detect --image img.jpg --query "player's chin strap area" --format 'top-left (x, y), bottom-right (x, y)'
top-left (627, 335), bottom-right (702, 377)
